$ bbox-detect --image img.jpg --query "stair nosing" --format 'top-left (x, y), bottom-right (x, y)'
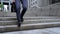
top-left (0, 19), bottom-right (60, 22)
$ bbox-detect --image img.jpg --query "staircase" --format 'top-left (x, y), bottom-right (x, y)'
top-left (0, 16), bottom-right (60, 33)
top-left (0, 2), bottom-right (60, 33)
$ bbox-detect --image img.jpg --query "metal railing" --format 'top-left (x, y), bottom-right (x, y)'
top-left (28, 0), bottom-right (39, 9)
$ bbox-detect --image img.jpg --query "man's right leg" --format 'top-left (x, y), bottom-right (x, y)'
top-left (15, 0), bottom-right (21, 27)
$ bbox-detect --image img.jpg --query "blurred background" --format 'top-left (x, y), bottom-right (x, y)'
top-left (0, 0), bottom-right (60, 34)
top-left (0, 0), bottom-right (60, 17)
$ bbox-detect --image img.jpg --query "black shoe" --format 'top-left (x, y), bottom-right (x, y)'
top-left (17, 22), bottom-right (21, 27)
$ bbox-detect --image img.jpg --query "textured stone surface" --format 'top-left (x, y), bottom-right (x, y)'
top-left (0, 2), bottom-right (60, 17)
top-left (1, 27), bottom-right (60, 34)
top-left (0, 3), bottom-right (60, 17)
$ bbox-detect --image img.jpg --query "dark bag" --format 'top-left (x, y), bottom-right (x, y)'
top-left (11, 2), bottom-right (16, 12)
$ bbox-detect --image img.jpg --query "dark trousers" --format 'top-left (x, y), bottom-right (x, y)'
top-left (15, 0), bottom-right (28, 22)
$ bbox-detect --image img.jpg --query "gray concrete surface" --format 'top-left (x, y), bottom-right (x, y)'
top-left (0, 3), bottom-right (60, 17)
top-left (0, 21), bottom-right (60, 33)
top-left (0, 16), bottom-right (60, 32)
top-left (1, 27), bottom-right (60, 34)
top-left (25, 2), bottom-right (60, 16)
top-left (0, 0), bottom-right (60, 34)
top-left (0, 16), bottom-right (60, 26)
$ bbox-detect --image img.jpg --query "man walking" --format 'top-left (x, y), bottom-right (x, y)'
top-left (15, 0), bottom-right (28, 27)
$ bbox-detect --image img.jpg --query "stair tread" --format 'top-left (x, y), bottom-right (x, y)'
top-left (0, 18), bottom-right (60, 21)
top-left (0, 19), bottom-right (60, 26)
top-left (0, 20), bottom-right (60, 25)
top-left (0, 16), bottom-right (60, 21)
top-left (0, 22), bottom-right (60, 33)
top-left (0, 16), bottom-right (60, 18)
top-left (0, 22), bottom-right (60, 26)
top-left (0, 16), bottom-right (60, 32)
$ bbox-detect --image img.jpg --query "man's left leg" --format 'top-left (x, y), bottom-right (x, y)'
top-left (20, 0), bottom-right (28, 22)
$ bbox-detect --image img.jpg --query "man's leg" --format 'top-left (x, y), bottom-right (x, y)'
top-left (15, 0), bottom-right (21, 27)
top-left (20, 0), bottom-right (28, 22)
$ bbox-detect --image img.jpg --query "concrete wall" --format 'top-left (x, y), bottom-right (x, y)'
top-left (0, 0), bottom-right (60, 17)
top-left (38, 0), bottom-right (49, 7)
top-left (24, 2), bottom-right (60, 17)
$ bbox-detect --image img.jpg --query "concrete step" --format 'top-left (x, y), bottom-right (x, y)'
top-left (0, 16), bottom-right (60, 32)
top-left (0, 16), bottom-right (60, 20)
top-left (0, 19), bottom-right (60, 26)
top-left (0, 22), bottom-right (60, 33)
